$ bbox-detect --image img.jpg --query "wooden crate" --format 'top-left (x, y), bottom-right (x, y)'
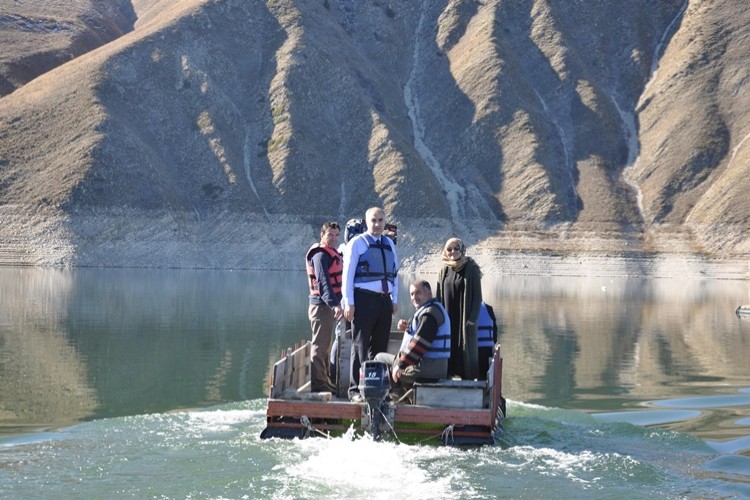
top-left (270, 342), bottom-right (311, 399)
top-left (413, 380), bottom-right (486, 409)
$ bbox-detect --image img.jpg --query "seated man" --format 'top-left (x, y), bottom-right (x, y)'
top-left (374, 279), bottom-right (450, 402)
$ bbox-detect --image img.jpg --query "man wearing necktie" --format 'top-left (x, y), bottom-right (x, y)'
top-left (342, 207), bottom-right (399, 401)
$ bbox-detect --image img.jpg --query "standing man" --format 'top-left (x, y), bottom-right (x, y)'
top-left (342, 207), bottom-right (398, 401)
top-left (306, 221), bottom-right (343, 393)
top-left (375, 279), bottom-right (450, 401)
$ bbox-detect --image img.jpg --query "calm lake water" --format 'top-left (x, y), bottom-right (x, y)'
top-left (1, 267), bottom-right (749, 498)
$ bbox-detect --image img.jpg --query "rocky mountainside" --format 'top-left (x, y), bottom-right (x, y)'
top-left (0, 0), bottom-right (748, 271)
top-left (0, 0), bottom-right (138, 96)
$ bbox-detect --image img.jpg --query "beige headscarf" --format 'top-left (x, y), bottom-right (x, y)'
top-left (441, 237), bottom-right (468, 268)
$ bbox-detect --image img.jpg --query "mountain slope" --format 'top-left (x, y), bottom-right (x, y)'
top-left (0, 0), bottom-right (748, 269)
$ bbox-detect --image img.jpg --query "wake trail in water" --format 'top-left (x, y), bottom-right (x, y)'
top-left (0, 399), bottom-right (741, 499)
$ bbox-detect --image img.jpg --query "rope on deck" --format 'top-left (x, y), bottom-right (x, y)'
top-left (300, 415), bottom-right (332, 439)
top-left (441, 424), bottom-right (455, 443)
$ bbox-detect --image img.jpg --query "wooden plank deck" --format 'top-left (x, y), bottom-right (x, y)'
top-left (264, 340), bottom-right (504, 443)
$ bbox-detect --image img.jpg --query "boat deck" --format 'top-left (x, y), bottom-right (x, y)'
top-left (261, 331), bottom-right (505, 445)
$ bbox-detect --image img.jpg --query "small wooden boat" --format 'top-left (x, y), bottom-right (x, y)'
top-left (260, 330), bottom-right (506, 445)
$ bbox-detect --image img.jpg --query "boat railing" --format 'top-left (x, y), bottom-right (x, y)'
top-left (269, 342), bottom-right (311, 399)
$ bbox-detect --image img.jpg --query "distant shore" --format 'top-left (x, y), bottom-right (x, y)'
top-left (0, 212), bottom-right (747, 280)
top-left (407, 249), bottom-right (750, 281)
top-left (1, 246), bottom-right (747, 281)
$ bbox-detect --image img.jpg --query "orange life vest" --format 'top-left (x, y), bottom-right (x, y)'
top-left (305, 244), bottom-right (343, 296)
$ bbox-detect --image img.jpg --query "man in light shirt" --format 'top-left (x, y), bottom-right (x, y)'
top-left (342, 207), bottom-right (398, 401)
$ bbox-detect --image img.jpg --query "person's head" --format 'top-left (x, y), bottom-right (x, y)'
top-left (443, 237), bottom-right (465, 261)
top-left (320, 221), bottom-right (340, 248)
top-left (409, 279), bottom-right (433, 308)
top-left (365, 207), bottom-right (385, 237)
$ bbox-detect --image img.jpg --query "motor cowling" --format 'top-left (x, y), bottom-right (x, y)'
top-left (358, 360), bottom-right (391, 440)
top-left (358, 360), bottom-right (391, 402)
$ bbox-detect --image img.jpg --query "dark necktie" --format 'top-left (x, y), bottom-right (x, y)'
top-left (379, 238), bottom-right (388, 293)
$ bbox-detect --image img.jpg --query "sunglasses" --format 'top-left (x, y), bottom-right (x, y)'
top-left (446, 247), bottom-right (460, 252)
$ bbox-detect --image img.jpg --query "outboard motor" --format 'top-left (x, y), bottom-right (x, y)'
top-left (358, 360), bottom-right (391, 440)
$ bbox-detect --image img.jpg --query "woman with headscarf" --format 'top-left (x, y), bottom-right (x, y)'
top-left (436, 237), bottom-right (483, 380)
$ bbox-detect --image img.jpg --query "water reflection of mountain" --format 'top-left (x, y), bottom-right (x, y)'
top-left (486, 276), bottom-right (750, 405)
top-left (3, 269), bottom-right (749, 431)
top-left (1, 268), bottom-right (310, 429)
top-left (61, 269), bottom-right (310, 416)
top-left (0, 269), bottom-right (99, 429)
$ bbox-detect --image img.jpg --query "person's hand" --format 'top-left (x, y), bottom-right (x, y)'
top-left (392, 366), bottom-right (402, 382)
top-left (397, 319), bottom-right (408, 331)
top-left (392, 303), bottom-right (398, 315)
top-left (333, 306), bottom-right (343, 320)
top-left (344, 305), bottom-right (355, 322)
